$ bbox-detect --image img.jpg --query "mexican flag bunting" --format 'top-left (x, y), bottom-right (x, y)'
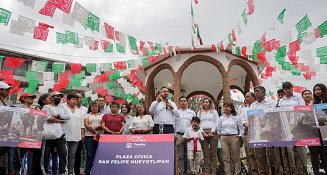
top-left (72, 2), bottom-right (88, 26)
top-left (33, 23), bottom-right (54, 41)
top-left (241, 9), bottom-right (248, 26)
top-left (277, 9), bottom-right (286, 24)
top-left (295, 15), bottom-right (312, 33)
top-left (56, 32), bottom-right (67, 44)
top-left (247, 0), bottom-right (254, 15)
top-left (85, 12), bottom-right (100, 32)
top-left (104, 22), bottom-right (115, 40)
top-left (0, 8), bottom-right (12, 26)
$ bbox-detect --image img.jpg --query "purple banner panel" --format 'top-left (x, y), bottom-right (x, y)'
top-left (92, 134), bottom-right (175, 175)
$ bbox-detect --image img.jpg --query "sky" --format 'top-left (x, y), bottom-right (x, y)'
top-left (1, 0), bottom-right (327, 94)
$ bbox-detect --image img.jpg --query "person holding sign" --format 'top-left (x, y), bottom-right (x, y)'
top-left (197, 97), bottom-right (219, 175)
top-left (183, 116), bottom-right (204, 175)
top-left (278, 82), bottom-right (307, 175)
top-left (149, 87), bottom-right (179, 134)
top-left (311, 83), bottom-right (327, 174)
top-left (84, 101), bottom-right (103, 175)
top-left (251, 86), bottom-right (283, 175)
top-left (101, 101), bottom-right (125, 135)
top-left (217, 101), bottom-right (243, 175)
top-left (129, 103), bottom-right (154, 134)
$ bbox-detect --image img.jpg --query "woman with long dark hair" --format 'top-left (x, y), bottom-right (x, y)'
top-left (312, 83), bottom-right (327, 175)
top-left (121, 104), bottom-right (132, 134)
top-left (217, 101), bottom-right (243, 175)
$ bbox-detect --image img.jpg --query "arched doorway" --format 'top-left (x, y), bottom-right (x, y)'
top-left (145, 63), bottom-right (175, 108)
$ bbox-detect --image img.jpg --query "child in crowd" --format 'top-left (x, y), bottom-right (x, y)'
top-left (183, 116), bottom-right (204, 175)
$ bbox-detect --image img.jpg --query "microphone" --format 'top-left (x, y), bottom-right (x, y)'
top-left (164, 97), bottom-right (168, 110)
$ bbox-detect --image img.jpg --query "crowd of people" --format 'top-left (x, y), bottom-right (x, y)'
top-left (0, 82), bottom-right (327, 175)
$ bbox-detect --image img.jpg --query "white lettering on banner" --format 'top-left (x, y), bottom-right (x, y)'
top-left (115, 155), bottom-right (133, 159)
top-left (134, 154), bottom-right (152, 159)
top-left (126, 135), bottom-right (146, 142)
top-left (98, 159), bottom-right (169, 164)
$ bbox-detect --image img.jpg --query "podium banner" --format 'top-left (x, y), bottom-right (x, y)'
top-left (248, 106), bottom-right (320, 148)
top-left (92, 134), bottom-right (175, 175)
top-left (0, 106), bottom-right (47, 149)
top-left (314, 103), bottom-right (327, 146)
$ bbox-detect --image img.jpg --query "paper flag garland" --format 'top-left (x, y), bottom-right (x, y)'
top-left (52, 62), bottom-right (66, 74)
top-left (85, 12), bottom-right (100, 32)
top-left (33, 23), bottom-right (54, 41)
top-left (72, 2), bottom-right (89, 26)
top-left (31, 60), bottom-right (48, 72)
top-left (241, 9), bottom-right (248, 26)
top-left (104, 22), bottom-right (115, 40)
top-left (0, 8), bottom-right (12, 26)
top-left (295, 15), bottom-right (312, 33)
top-left (277, 9), bottom-right (286, 24)
top-left (4, 57), bottom-right (25, 69)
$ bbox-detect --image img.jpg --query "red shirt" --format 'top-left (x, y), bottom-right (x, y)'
top-left (102, 114), bottom-right (126, 133)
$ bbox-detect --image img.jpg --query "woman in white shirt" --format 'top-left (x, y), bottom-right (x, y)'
top-left (129, 103), bottom-right (154, 134)
top-left (84, 101), bottom-right (103, 175)
top-left (64, 94), bottom-right (84, 175)
top-left (217, 101), bottom-right (243, 175)
top-left (197, 98), bottom-right (219, 175)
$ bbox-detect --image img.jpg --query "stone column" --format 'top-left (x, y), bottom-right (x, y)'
top-left (244, 75), bottom-right (251, 93)
top-left (145, 80), bottom-right (155, 109)
top-left (222, 71), bottom-right (231, 102)
top-left (173, 72), bottom-right (181, 106)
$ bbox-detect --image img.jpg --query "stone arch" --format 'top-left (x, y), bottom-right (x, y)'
top-left (217, 85), bottom-right (244, 103)
top-left (177, 55), bottom-right (226, 77)
top-left (176, 54), bottom-right (229, 102)
top-left (227, 59), bottom-right (259, 87)
top-left (145, 63), bottom-right (175, 108)
top-left (186, 91), bottom-right (215, 100)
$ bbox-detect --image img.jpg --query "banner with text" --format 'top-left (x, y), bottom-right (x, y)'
top-left (0, 106), bottom-right (47, 149)
top-left (92, 134), bottom-right (174, 175)
top-left (248, 106), bottom-right (320, 148)
top-left (314, 103), bottom-right (327, 146)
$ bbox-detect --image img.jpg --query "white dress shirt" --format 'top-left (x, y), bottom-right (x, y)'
top-left (78, 106), bottom-right (88, 119)
top-left (43, 104), bottom-right (70, 135)
top-left (250, 97), bottom-right (276, 111)
top-left (197, 109), bottom-right (219, 132)
top-left (123, 115), bottom-right (133, 134)
top-left (149, 100), bottom-right (180, 125)
top-left (278, 95), bottom-right (305, 107)
top-left (175, 109), bottom-right (196, 134)
top-left (217, 113), bottom-right (244, 136)
top-left (129, 115), bottom-right (154, 130)
top-left (240, 106), bottom-right (250, 125)
top-left (64, 105), bottom-right (84, 142)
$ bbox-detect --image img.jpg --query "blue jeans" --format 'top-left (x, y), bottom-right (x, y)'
top-left (84, 136), bottom-right (98, 175)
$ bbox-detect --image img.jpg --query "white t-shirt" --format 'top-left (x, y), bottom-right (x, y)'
top-left (64, 105), bottom-right (84, 142)
top-left (183, 127), bottom-right (204, 151)
top-left (129, 115), bottom-right (154, 131)
top-left (84, 113), bottom-right (104, 136)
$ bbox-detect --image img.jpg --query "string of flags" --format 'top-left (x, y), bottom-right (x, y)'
top-left (207, 0), bottom-right (327, 99)
top-left (0, 55), bottom-right (146, 105)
